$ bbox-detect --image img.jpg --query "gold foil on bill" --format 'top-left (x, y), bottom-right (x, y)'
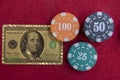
top-left (2, 24), bottom-right (63, 65)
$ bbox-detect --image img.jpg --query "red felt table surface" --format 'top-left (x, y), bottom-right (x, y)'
top-left (0, 0), bottom-right (120, 80)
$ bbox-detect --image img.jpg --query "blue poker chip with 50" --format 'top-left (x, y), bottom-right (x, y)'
top-left (67, 42), bottom-right (98, 71)
top-left (84, 11), bottom-right (114, 42)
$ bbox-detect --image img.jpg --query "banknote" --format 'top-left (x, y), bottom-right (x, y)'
top-left (2, 24), bottom-right (63, 65)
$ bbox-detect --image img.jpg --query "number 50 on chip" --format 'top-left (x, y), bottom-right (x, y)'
top-left (84, 11), bottom-right (114, 42)
top-left (50, 12), bottom-right (80, 42)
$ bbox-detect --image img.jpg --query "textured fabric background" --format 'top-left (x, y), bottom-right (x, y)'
top-left (0, 0), bottom-right (120, 80)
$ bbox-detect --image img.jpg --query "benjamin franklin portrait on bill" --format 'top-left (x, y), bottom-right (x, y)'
top-left (20, 30), bottom-right (44, 60)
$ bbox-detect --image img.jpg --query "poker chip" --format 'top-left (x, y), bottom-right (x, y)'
top-left (67, 42), bottom-right (97, 71)
top-left (50, 12), bottom-right (80, 42)
top-left (84, 11), bottom-right (114, 42)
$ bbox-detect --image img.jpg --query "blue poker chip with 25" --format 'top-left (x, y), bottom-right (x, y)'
top-left (67, 42), bottom-right (98, 71)
top-left (83, 11), bottom-right (114, 42)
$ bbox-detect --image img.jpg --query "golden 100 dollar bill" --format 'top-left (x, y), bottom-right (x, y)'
top-left (2, 24), bottom-right (63, 65)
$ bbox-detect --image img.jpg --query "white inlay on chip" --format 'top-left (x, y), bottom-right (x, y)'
top-left (87, 44), bottom-right (92, 48)
top-left (85, 17), bottom-right (90, 23)
top-left (64, 38), bottom-right (69, 41)
top-left (52, 32), bottom-right (57, 37)
top-left (74, 30), bottom-right (79, 34)
top-left (85, 30), bottom-right (90, 36)
top-left (73, 17), bottom-right (78, 22)
top-left (61, 13), bottom-right (66, 16)
top-left (73, 65), bottom-right (78, 70)
top-left (96, 38), bottom-right (102, 42)
top-left (86, 66), bottom-right (92, 70)
top-left (108, 18), bottom-right (114, 23)
top-left (68, 54), bottom-right (72, 58)
top-left (97, 12), bottom-right (102, 16)
top-left (108, 31), bottom-right (113, 36)
top-left (51, 20), bottom-right (55, 24)
top-left (74, 43), bottom-right (79, 47)
top-left (94, 55), bottom-right (97, 60)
